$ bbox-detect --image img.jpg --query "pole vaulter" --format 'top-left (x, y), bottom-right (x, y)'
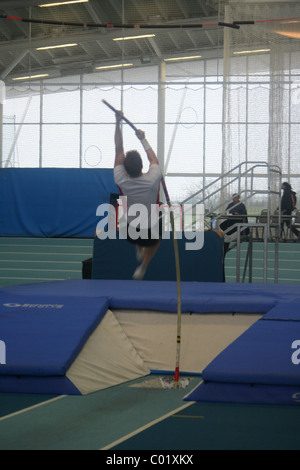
top-left (102, 99), bottom-right (182, 389)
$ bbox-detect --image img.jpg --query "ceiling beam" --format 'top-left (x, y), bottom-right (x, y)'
top-left (0, 29), bottom-right (112, 53)
top-left (0, 49), bottom-right (29, 79)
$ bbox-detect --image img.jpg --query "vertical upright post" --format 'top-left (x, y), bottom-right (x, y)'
top-left (236, 225), bottom-right (241, 283)
top-left (263, 224), bottom-right (268, 284)
top-left (0, 80), bottom-right (5, 167)
top-left (0, 102), bottom-right (3, 168)
top-left (39, 84), bottom-right (43, 167)
top-left (79, 75), bottom-right (83, 168)
top-left (161, 179), bottom-right (181, 389)
top-left (248, 229), bottom-right (253, 283)
top-left (157, 60), bottom-right (166, 202)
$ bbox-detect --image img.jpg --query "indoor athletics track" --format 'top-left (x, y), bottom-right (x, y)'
top-left (1, 376), bottom-right (300, 450)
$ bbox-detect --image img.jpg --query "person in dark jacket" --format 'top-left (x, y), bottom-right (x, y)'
top-left (220, 193), bottom-right (248, 254)
top-left (281, 182), bottom-right (299, 240)
top-left (220, 193), bottom-right (248, 282)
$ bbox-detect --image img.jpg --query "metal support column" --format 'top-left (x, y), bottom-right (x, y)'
top-left (157, 60), bottom-right (166, 201)
top-left (0, 81), bottom-right (5, 167)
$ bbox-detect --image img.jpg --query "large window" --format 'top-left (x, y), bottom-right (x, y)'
top-left (2, 53), bottom-right (300, 202)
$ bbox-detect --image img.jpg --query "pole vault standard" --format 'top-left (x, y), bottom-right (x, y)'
top-left (102, 99), bottom-right (182, 389)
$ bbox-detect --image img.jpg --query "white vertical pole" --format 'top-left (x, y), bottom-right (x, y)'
top-left (0, 81), bottom-right (6, 168)
top-left (157, 60), bottom-right (166, 201)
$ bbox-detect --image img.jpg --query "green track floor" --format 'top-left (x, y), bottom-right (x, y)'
top-left (0, 237), bottom-right (299, 287)
top-left (0, 237), bottom-right (93, 287)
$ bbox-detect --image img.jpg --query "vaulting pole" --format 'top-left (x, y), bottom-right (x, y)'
top-left (102, 99), bottom-right (182, 388)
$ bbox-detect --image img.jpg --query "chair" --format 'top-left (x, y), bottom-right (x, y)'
top-left (270, 209), bottom-right (281, 239)
top-left (256, 209), bottom-right (268, 239)
top-left (291, 210), bottom-right (300, 239)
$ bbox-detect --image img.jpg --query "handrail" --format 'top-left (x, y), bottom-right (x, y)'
top-left (173, 160), bottom-right (282, 284)
top-left (180, 161), bottom-right (281, 206)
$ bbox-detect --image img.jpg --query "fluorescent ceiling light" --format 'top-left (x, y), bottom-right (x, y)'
top-left (165, 55), bottom-right (202, 62)
top-left (233, 49), bottom-right (270, 55)
top-left (113, 34), bottom-right (155, 41)
top-left (95, 63), bottom-right (133, 70)
top-left (280, 21), bottom-right (300, 24)
top-left (12, 74), bottom-right (49, 81)
top-left (36, 43), bottom-right (78, 50)
top-left (39, 1), bottom-right (89, 7)
top-left (275, 30), bottom-right (300, 39)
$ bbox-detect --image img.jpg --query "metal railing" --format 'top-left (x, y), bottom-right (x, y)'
top-left (177, 161), bottom-right (282, 283)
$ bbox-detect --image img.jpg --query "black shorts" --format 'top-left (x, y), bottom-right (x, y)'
top-left (126, 222), bottom-right (162, 247)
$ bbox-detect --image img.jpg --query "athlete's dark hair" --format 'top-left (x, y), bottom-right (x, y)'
top-left (124, 151), bottom-right (143, 177)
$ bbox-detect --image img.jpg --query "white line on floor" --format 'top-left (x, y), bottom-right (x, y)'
top-left (101, 401), bottom-right (196, 450)
top-left (0, 395), bottom-right (66, 422)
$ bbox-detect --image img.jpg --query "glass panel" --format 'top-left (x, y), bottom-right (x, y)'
top-left (43, 90), bottom-right (80, 123)
top-left (42, 124), bottom-right (80, 167)
top-left (3, 124), bottom-right (40, 167)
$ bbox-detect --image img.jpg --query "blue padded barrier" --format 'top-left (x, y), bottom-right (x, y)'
top-left (92, 231), bottom-right (224, 283)
top-left (0, 168), bottom-right (119, 237)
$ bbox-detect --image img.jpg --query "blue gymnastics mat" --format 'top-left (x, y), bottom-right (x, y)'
top-left (0, 293), bottom-right (109, 394)
top-left (1, 279), bottom-right (300, 398)
top-left (185, 299), bottom-right (300, 406)
top-left (1, 278), bottom-right (297, 313)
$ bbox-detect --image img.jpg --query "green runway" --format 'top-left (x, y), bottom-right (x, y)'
top-left (113, 401), bottom-right (300, 450)
top-left (0, 377), bottom-right (198, 450)
top-left (1, 376), bottom-right (300, 450)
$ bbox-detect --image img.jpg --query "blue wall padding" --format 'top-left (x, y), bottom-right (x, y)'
top-left (0, 168), bottom-right (119, 237)
top-left (0, 294), bottom-right (108, 376)
top-left (92, 231), bottom-right (224, 283)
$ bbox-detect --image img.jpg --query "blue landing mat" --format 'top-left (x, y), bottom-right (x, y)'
top-left (1, 280), bottom-right (300, 399)
top-left (185, 382), bottom-right (300, 406)
top-left (1, 279), bottom-right (299, 313)
top-left (200, 319), bottom-right (300, 386)
top-left (185, 297), bottom-right (300, 405)
top-left (0, 293), bottom-right (108, 394)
